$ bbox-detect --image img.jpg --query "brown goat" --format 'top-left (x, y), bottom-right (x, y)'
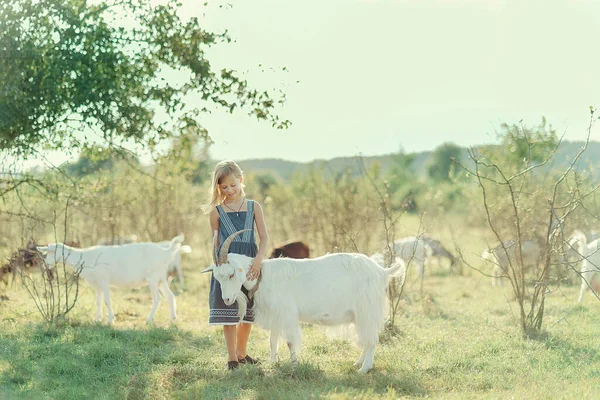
top-left (7, 239), bottom-right (50, 284)
top-left (270, 241), bottom-right (310, 259)
top-left (3, 238), bottom-right (81, 287)
top-left (0, 262), bottom-right (12, 286)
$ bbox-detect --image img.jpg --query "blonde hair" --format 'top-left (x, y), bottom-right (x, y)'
top-left (203, 160), bottom-right (246, 213)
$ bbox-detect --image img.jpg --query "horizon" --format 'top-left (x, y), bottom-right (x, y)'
top-left (4, 135), bottom-right (599, 173)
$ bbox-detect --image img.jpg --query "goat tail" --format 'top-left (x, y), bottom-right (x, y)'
top-left (386, 258), bottom-right (406, 280)
top-left (171, 233), bottom-right (185, 244)
top-left (164, 234), bottom-right (185, 252)
top-left (569, 230), bottom-right (587, 252)
top-left (236, 291), bottom-right (248, 321)
top-left (481, 248), bottom-right (495, 263)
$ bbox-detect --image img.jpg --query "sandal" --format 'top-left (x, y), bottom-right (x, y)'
top-left (227, 361), bottom-right (239, 370)
top-left (238, 355), bottom-right (260, 365)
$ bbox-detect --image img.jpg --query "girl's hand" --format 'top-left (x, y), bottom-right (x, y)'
top-left (247, 259), bottom-right (262, 281)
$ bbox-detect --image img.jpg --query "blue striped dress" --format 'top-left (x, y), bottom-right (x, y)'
top-left (209, 200), bottom-right (257, 325)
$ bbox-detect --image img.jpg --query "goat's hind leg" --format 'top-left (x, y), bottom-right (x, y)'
top-left (270, 330), bottom-right (280, 362)
top-left (283, 324), bottom-right (302, 365)
top-left (357, 344), bottom-right (377, 374)
top-left (355, 310), bottom-right (380, 373)
top-left (159, 279), bottom-right (177, 322)
top-left (354, 349), bottom-right (367, 368)
top-left (578, 268), bottom-right (594, 304)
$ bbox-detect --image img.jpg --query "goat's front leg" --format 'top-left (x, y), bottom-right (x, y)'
top-left (146, 280), bottom-right (161, 324)
top-left (100, 284), bottom-right (115, 325)
top-left (95, 287), bottom-right (103, 322)
top-left (269, 330), bottom-right (280, 362)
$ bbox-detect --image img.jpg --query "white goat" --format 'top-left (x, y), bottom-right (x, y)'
top-left (567, 231), bottom-right (600, 304)
top-left (481, 240), bottom-right (542, 286)
top-left (566, 231), bottom-right (600, 263)
top-left (37, 234), bottom-right (184, 324)
top-left (204, 230), bottom-right (406, 374)
top-left (393, 236), bottom-right (432, 279)
top-left (159, 241), bottom-right (192, 288)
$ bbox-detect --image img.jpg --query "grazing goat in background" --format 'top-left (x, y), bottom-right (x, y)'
top-left (37, 234), bottom-right (184, 324)
top-left (421, 236), bottom-right (459, 273)
top-left (481, 240), bottom-right (542, 286)
top-left (567, 231), bottom-right (600, 303)
top-left (270, 240), bottom-right (310, 259)
top-left (393, 236), bottom-right (432, 279)
top-left (204, 230), bottom-right (406, 373)
top-left (0, 262), bottom-right (11, 286)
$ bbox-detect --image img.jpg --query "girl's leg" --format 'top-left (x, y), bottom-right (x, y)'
top-left (236, 322), bottom-right (252, 358)
top-left (223, 325), bottom-right (238, 361)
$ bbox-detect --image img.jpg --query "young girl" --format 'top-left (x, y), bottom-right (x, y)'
top-left (204, 160), bottom-right (269, 370)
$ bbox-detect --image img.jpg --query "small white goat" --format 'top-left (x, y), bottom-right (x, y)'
top-left (393, 236), bottom-right (432, 279)
top-left (567, 231), bottom-right (600, 303)
top-left (481, 240), bottom-right (542, 286)
top-left (37, 234), bottom-right (184, 324)
top-left (159, 241), bottom-right (192, 288)
top-left (204, 230), bottom-right (406, 374)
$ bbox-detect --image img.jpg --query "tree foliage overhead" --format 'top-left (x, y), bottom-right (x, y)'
top-left (0, 0), bottom-right (290, 157)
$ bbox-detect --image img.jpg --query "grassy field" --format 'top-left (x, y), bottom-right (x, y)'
top-left (1, 243), bottom-right (599, 400)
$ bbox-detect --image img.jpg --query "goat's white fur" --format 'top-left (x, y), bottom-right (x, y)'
top-left (567, 231), bottom-right (600, 303)
top-left (37, 234), bottom-right (184, 324)
top-left (481, 240), bottom-right (542, 286)
top-left (204, 245), bottom-right (406, 374)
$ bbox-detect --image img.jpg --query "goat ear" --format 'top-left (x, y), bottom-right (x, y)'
top-left (201, 264), bottom-right (215, 274)
top-left (36, 246), bottom-right (48, 252)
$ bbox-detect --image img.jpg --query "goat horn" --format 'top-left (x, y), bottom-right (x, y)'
top-left (218, 229), bottom-right (251, 265)
top-left (212, 230), bottom-right (219, 266)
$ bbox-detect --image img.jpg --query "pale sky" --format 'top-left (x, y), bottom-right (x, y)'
top-left (6, 0), bottom-right (600, 171)
top-left (192, 0), bottom-right (600, 162)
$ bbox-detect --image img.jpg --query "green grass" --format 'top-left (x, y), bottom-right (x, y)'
top-left (1, 258), bottom-right (599, 399)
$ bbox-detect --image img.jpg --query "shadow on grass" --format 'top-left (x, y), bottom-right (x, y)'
top-left (0, 320), bottom-right (427, 399)
top-left (191, 360), bottom-right (425, 399)
top-left (0, 320), bottom-right (219, 400)
top-left (527, 322), bottom-right (600, 368)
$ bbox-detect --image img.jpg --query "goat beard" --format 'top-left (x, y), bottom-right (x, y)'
top-left (236, 290), bottom-right (249, 321)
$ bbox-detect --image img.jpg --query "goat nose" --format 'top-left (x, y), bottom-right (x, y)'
top-left (224, 298), bottom-right (230, 304)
